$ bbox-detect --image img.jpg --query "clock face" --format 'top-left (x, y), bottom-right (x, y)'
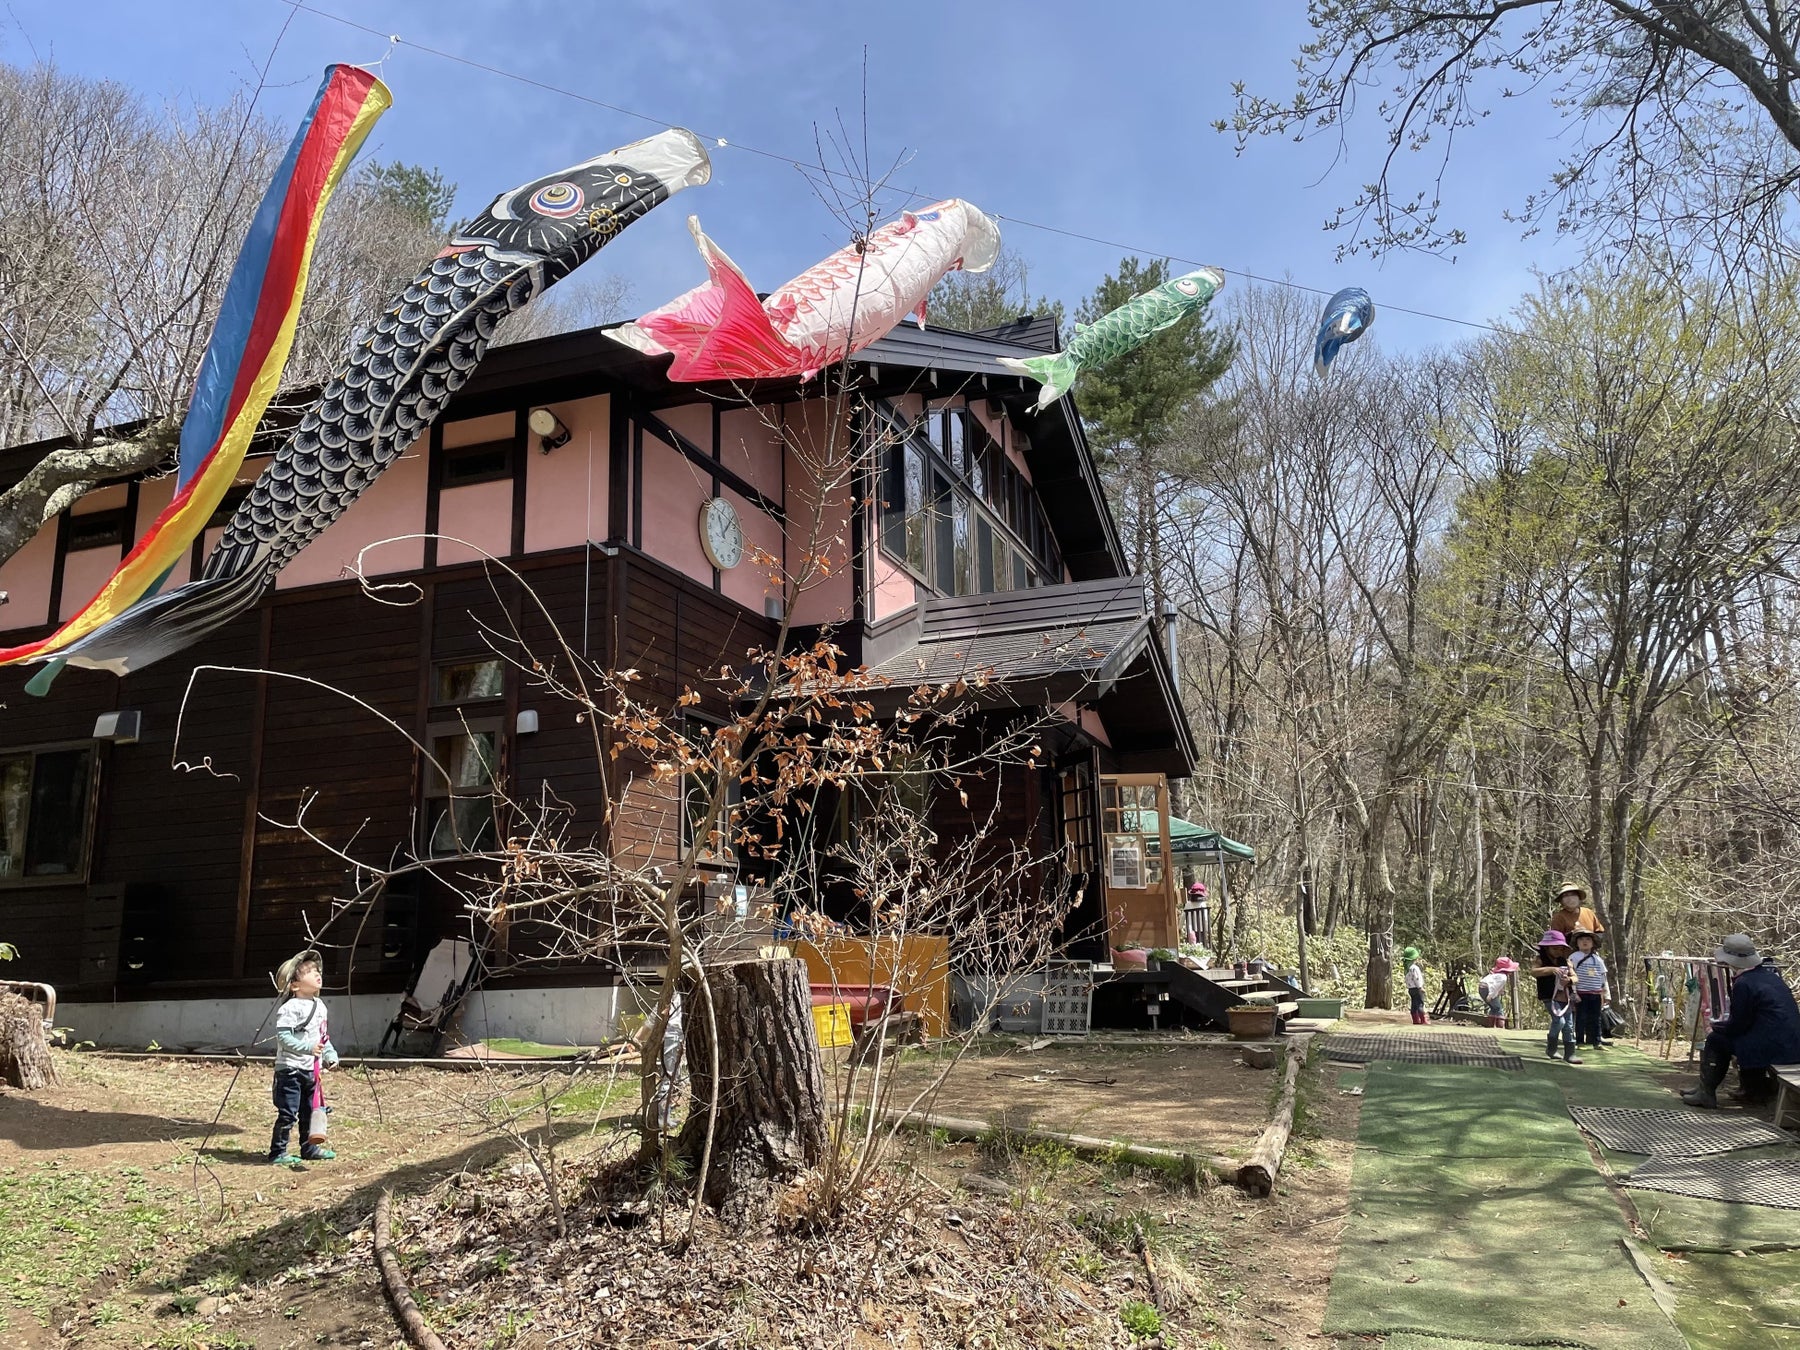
top-left (699, 495), bottom-right (745, 570)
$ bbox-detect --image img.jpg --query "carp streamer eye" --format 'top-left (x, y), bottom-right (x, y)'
top-left (613, 172), bottom-right (634, 186)
top-left (1175, 278), bottom-right (1200, 296)
top-left (530, 182), bottom-right (585, 217)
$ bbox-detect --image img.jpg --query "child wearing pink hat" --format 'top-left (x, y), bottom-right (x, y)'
top-left (1531, 931), bottom-right (1580, 1063)
top-left (1478, 957), bottom-right (1519, 1028)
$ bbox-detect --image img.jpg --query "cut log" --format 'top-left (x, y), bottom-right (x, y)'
top-left (1237, 1033), bottom-right (1313, 1197)
top-left (875, 1106), bottom-right (1238, 1185)
top-left (0, 989), bottom-right (55, 1091)
top-left (677, 957), bottom-right (828, 1219)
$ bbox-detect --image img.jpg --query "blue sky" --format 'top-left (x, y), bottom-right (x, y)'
top-left (5, 0), bottom-right (1581, 355)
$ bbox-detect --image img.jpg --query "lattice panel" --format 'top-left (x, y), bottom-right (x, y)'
top-left (1624, 1154), bottom-right (1800, 1210)
top-left (1571, 1106), bottom-right (1794, 1157)
top-left (1321, 1032), bottom-right (1523, 1070)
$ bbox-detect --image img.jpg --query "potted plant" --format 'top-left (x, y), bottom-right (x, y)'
top-left (1228, 1004), bottom-right (1279, 1040)
top-left (1147, 947), bottom-right (1176, 973)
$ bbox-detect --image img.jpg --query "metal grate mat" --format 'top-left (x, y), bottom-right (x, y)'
top-left (1570, 1105), bottom-right (1794, 1157)
top-left (1321, 1031), bottom-right (1523, 1070)
top-left (1623, 1154), bottom-right (1800, 1210)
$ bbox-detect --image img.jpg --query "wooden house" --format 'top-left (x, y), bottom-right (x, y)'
top-left (0, 317), bottom-right (1195, 1049)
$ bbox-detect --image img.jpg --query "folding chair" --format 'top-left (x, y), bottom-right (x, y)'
top-left (378, 937), bottom-right (479, 1056)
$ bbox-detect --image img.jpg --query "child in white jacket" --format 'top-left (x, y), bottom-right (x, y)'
top-left (270, 950), bottom-right (339, 1166)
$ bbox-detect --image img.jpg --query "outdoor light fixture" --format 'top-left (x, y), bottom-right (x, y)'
top-left (528, 407), bottom-right (571, 454)
top-left (93, 709), bottom-right (142, 744)
top-left (515, 709), bottom-right (540, 736)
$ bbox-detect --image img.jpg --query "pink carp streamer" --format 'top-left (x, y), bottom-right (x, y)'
top-left (612, 199), bottom-right (1000, 381)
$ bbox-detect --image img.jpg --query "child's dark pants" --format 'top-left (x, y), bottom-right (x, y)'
top-left (270, 1068), bottom-right (315, 1160)
top-left (1575, 991), bottom-right (1604, 1047)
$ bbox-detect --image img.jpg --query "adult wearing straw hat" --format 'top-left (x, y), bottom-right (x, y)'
top-left (1681, 935), bottom-right (1800, 1109)
top-left (1551, 883), bottom-right (1604, 941)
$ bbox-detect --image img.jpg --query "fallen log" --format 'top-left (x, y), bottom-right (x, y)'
top-left (1236, 1033), bottom-right (1313, 1197)
top-left (874, 1106), bottom-right (1239, 1186)
top-left (373, 1191), bottom-right (447, 1350)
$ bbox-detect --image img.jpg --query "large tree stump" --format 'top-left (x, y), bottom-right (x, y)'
top-left (0, 990), bottom-right (56, 1091)
top-left (677, 958), bottom-right (827, 1218)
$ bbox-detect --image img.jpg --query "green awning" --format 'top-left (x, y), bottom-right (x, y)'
top-left (1121, 810), bottom-right (1256, 862)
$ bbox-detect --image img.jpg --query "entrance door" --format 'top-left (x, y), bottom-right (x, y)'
top-left (1099, 774), bottom-right (1175, 950)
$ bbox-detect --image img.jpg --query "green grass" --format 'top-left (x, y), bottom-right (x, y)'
top-left (475, 1037), bottom-right (593, 1059)
top-left (1660, 1250), bottom-right (1800, 1350)
top-left (0, 1159), bottom-right (195, 1327)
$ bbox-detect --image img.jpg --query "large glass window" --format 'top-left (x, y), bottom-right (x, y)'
top-left (874, 401), bottom-right (1061, 598)
top-left (423, 659), bottom-right (506, 857)
top-left (1101, 780), bottom-right (1165, 890)
top-left (0, 745), bottom-right (95, 882)
top-left (424, 725), bottom-right (499, 856)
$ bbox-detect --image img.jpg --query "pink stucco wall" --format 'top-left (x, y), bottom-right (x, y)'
top-left (524, 394), bottom-right (608, 554)
top-left (0, 513), bottom-right (57, 633)
top-left (785, 399), bottom-right (854, 626)
top-left (437, 480), bottom-right (513, 566)
top-left (58, 544), bottom-right (122, 623)
top-left (718, 407), bottom-right (784, 502)
top-left (719, 485), bottom-right (784, 613)
top-left (869, 553), bottom-right (918, 624)
top-left (640, 434), bottom-right (713, 588)
top-left (655, 403), bottom-right (712, 453)
top-left (276, 445), bottom-right (428, 588)
top-left (442, 411), bottom-right (513, 450)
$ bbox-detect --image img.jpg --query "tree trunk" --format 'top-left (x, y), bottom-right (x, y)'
top-left (678, 958), bottom-right (827, 1220)
top-left (1362, 792), bottom-right (1398, 1009)
top-left (0, 991), bottom-right (56, 1091)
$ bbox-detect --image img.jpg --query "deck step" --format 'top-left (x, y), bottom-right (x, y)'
top-left (1275, 1001), bottom-right (1300, 1018)
top-left (1237, 990), bottom-right (1281, 1003)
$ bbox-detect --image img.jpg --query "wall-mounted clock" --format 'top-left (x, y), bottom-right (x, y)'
top-left (699, 495), bottom-right (746, 570)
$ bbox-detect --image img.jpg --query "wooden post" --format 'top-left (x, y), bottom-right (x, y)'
top-left (1296, 879), bottom-right (1311, 994)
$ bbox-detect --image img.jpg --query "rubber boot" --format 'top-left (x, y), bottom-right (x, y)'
top-left (1681, 1044), bottom-right (1729, 1109)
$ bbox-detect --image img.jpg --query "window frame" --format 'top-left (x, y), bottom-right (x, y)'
top-left (871, 399), bottom-right (1062, 599)
top-left (420, 717), bottom-right (505, 858)
top-left (0, 739), bottom-right (100, 887)
top-left (440, 438), bottom-right (514, 489)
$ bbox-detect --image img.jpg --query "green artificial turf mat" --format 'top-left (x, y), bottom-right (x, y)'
top-left (1323, 1060), bottom-right (1687, 1349)
top-left (1660, 1249), bottom-right (1800, 1349)
top-left (1352, 1062), bottom-right (1591, 1161)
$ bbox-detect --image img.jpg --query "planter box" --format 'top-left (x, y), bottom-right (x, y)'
top-left (1296, 998), bottom-right (1345, 1020)
top-left (1228, 1005), bottom-right (1279, 1040)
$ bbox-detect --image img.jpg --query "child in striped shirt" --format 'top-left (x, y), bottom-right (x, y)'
top-left (1567, 928), bottom-right (1609, 1052)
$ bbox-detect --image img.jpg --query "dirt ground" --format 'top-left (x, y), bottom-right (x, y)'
top-left (886, 1038), bottom-right (1276, 1157)
top-left (0, 1040), bottom-right (1358, 1349)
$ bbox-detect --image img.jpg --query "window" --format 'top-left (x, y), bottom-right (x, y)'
top-left (442, 439), bottom-right (512, 488)
top-left (1101, 780), bottom-right (1164, 890)
top-left (66, 511), bottom-right (127, 552)
top-left (681, 716), bottom-right (740, 865)
top-left (422, 659), bottom-right (506, 857)
top-left (436, 659), bottom-right (504, 703)
top-left (423, 724), bottom-right (500, 856)
top-left (873, 400), bottom-right (1062, 598)
top-left (0, 745), bottom-right (95, 882)
top-left (1059, 761), bottom-right (1097, 873)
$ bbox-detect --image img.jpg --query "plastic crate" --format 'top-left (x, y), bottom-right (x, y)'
top-left (811, 1001), bottom-right (853, 1049)
top-left (1040, 962), bottom-right (1094, 1035)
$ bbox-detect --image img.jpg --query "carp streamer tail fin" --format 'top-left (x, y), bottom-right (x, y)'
top-left (997, 352), bottom-right (1079, 411)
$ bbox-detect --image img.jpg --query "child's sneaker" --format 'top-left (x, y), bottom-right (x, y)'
top-left (300, 1148), bottom-right (336, 1161)
top-left (269, 1154), bottom-right (304, 1167)
top-left (1565, 1055), bottom-right (1584, 1065)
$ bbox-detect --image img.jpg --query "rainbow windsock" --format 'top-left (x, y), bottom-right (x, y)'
top-left (0, 64), bottom-right (390, 673)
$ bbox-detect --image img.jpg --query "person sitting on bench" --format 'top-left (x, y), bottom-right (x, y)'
top-left (1682, 934), bottom-right (1800, 1109)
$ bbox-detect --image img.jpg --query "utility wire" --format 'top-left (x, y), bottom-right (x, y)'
top-left (282, 0), bottom-right (1504, 337)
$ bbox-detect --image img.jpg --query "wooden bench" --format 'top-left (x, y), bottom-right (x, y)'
top-left (1775, 1064), bottom-right (1800, 1132)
